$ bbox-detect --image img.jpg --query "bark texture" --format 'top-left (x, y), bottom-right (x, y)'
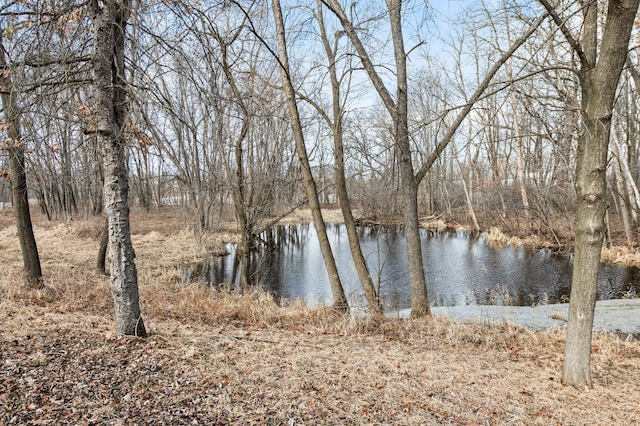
top-left (97, 216), bottom-right (108, 274)
top-left (386, 0), bottom-right (430, 317)
top-left (539, 0), bottom-right (640, 387)
top-left (0, 35), bottom-right (43, 288)
top-left (90, 0), bottom-right (146, 336)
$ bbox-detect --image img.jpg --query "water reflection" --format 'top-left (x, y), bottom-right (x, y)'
top-left (182, 224), bottom-right (640, 310)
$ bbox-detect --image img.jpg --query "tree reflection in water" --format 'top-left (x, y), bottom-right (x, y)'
top-left (182, 224), bottom-right (640, 311)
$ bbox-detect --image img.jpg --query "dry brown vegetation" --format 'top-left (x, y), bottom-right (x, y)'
top-left (2, 207), bottom-right (640, 425)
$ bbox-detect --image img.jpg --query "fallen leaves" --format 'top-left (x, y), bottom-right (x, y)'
top-left (1, 209), bottom-right (640, 424)
top-left (2, 309), bottom-right (640, 425)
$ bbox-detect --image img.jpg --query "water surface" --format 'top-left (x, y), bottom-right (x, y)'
top-left (184, 224), bottom-right (640, 310)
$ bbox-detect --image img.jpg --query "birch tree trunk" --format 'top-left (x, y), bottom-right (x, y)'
top-left (611, 137), bottom-right (640, 217)
top-left (0, 34), bottom-right (43, 288)
top-left (452, 141), bottom-right (479, 231)
top-left (89, 0), bottom-right (146, 336)
top-left (509, 93), bottom-right (531, 221)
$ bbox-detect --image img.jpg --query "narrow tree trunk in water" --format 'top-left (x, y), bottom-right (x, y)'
top-left (90, 0), bottom-right (146, 337)
top-left (0, 35), bottom-right (43, 288)
top-left (387, 0), bottom-right (430, 317)
top-left (220, 39), bottom-right (253, 287)
top-left (315, 0), bottom-right (382, 315)
top-left (272, 0), bottom-right (348, 311)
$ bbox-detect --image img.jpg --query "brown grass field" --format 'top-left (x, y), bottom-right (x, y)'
top-left (1, 207), bottom-right (640, 425)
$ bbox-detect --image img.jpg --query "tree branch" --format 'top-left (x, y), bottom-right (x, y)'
top-left (415, 9), bottom-right (550, 183)
top-left (537, 0), bottom-right (589, 69)
top-left (320, 0), bottom-right (396, 114)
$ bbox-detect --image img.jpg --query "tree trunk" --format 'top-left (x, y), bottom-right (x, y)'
top-left (612, 137), bottom-right (640, 217)
top-left (322, 0), bottom-right (549, 316)
top-left (0, 35), bottom-right (43, 288)
top-left (315, 0), bottom-right (382, 315)
top-left (322, 0), bottom-right (430, 317)
top-left (539, 0), bottom-right (640, 388)
top-left (90, 0), bottom-right (146, 337)
top-left (97, 216), bottom-right (109, 274)
top-left (386, 0), bottom-right (431, 317)
top-left (511, 95), bottom-right (531, 221)
top-left (611, 143), bottom-right (635, 246)
top-left (272, 0), bottom-right (348, 312)
top-left (218, 35), bottom-right (254, 286)
top-left (453, 142), bottom-right (479, 231)
top-left (564, 112), bottom-right (608, 387)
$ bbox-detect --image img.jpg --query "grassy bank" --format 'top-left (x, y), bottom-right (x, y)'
top-left (1, 208), bottom-right (639, 424)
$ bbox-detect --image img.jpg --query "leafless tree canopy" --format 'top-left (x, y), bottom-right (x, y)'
top-left (2, 0), bottom-right (636, 238)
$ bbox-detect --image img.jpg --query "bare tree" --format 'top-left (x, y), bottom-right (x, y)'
top-left (321, 0), bottom-right (431, 317)
top-left (4, 0), bottom-right (99, 221)
top-left (307, 0), bottom-right (382, 314)
top-left (272, 0), bottom-right (348, 311)
top-left (0, 31), bottom-right (43, 288)
top-left (89, 0), bottom-right (146, 336)
top-left (539, 0), bottom-right (640, 387)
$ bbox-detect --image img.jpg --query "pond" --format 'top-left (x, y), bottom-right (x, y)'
top-left (182, 223), bottom-right (640, 311)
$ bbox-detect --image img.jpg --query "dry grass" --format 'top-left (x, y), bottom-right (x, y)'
top-left (281, 207), bottom-right (346, 224)
top-left (419, 218), bottom-right (451, 232)
top-left (482, 226), bottom-right (516, 248)
top-left (1, 207), bottom-right (640, 424)
top-left (482, 223), bottom-right (640, 268)
top-left (481, 226), bottom-right (567, 252)
top-left (601, 245), bottom-right (640, 268)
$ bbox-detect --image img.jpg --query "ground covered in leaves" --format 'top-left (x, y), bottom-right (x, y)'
top-left (1, 208), bottom-right (640, 425)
